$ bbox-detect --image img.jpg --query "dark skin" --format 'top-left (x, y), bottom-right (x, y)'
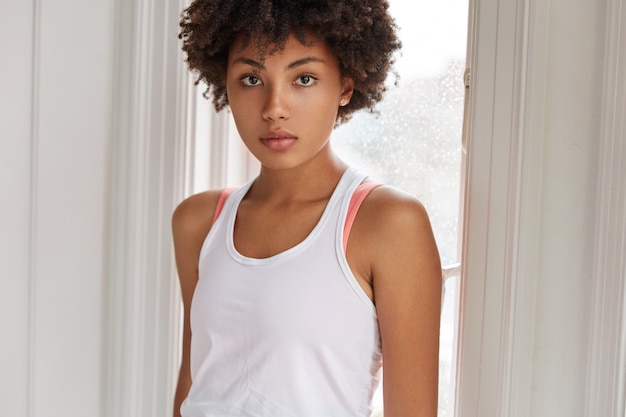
top-left (173, 34), bottom-right (441, 417)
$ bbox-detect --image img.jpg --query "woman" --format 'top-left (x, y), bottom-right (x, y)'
top-left (173, 1), bottom-right (442, 416)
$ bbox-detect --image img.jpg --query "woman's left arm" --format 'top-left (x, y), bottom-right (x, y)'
top-left (366, 188), bottom-right (442, 417)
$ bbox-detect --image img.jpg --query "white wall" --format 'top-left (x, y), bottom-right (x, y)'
top-left (1, 2), bottom-right (35, 416)
top-left (0, 1), bottom-right (112, 416)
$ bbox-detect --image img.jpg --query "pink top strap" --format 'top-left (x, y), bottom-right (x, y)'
top-left (343, 182), bottom-right (382, 250)
top-left (212, 183), bottom-right (381, 249)
top-left (212, 187), bottom-right (237, 225)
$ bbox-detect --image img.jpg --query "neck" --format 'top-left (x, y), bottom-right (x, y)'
top-left (251, 150), bottom-right (348, 202)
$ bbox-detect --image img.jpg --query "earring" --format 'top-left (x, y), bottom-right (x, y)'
top-left (340, 98), bottom-right (348, 106)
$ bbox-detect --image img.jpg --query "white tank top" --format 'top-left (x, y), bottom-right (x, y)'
top-left (181, 168), bottom-right (382, 417)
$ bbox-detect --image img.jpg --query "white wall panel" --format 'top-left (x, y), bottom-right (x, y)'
top-left (31, 0), bottom-right (112, 415)
top-left (0, 0), bottom-right (113, 416)
top-left (0, 1), bottom-right (35, 416)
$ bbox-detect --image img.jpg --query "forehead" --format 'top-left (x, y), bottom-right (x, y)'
top-left (228, 32), bottom-right (337, 66)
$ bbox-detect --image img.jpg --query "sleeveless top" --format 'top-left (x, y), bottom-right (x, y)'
top-left (180, 168), bottom-right (383, 417)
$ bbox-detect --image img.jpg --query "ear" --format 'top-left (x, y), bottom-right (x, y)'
top-left (340, 77), bottom-right (355, 105)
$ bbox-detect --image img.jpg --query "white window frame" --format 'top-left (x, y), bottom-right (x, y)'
top-left (455, 0), bottom-right (548, 415)
top-left (458, 1), bottom-right (626, 417)
top-left (103, 0), bottom-right (626, 416)
top-left (103, 0), bottom-right (190, 415)
top-left (584, 0), bottom-right (626, 415)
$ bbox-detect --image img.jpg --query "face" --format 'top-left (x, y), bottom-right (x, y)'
top-left (226, 33), bottom-right (354, 171)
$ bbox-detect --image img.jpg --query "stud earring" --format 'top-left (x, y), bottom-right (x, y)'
top-left (340, 98), bottom-right (348, 106)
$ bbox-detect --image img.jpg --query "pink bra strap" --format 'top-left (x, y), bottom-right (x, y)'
top-left (343, 182), bottom-right (381, 250)
top-left (213, 183), bottom-right (380, 245)
top-left (212, 187), bottom-right (237, 225)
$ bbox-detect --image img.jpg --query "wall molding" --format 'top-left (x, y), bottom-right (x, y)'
top-left (28, 1), bottom-right (42, 416)
top-left (585, 0), bottom-right (626, 415)
top-left (103, 0), bottom-right (189, 415)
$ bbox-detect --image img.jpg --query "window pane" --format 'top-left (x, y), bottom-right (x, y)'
top-left (331, 1), bottom-right (468, 415)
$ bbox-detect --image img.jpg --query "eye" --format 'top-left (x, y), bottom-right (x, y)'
top-left (241, 75), bottom-right (262, 86)
top-left (295, 74), bottom-right (317, 86)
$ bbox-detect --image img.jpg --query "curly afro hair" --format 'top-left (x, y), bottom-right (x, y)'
top-left (179, 0), bottom-right (401, 124)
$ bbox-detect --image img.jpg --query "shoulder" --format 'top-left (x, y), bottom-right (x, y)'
top-left (350, 184), bottom-right (441, 278)
top-left (172, 189), bottom-right (225, 247)
top-left (356, 185), bottom-right (434, 242)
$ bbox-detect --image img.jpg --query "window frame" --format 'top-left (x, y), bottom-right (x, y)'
top-left (584, 0), bottom-right (626, 414)
top-left (455, 0), bottom-right (546, 415)
top-left (458, 1), bottom-right (626, 417)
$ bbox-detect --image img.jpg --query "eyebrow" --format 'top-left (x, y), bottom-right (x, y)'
top-left (231, 56), bottom-right (327, 70)
top-left (286, 57), bottom-right (326, 69)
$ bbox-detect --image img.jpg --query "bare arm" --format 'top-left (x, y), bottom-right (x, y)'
top-left (171, 190), bottom-right (221, 417)
top-left (355, 187), bottom-right (442, 417)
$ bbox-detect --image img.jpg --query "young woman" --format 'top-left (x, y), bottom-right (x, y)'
top-left (173, 1), bottom-right (442, 416)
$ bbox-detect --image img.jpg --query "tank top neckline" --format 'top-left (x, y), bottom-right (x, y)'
top-left (224, 167), bottom-right (364, 266)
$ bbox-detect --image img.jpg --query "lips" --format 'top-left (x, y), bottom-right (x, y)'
top-left (260, 129), bottom-right (298, 151)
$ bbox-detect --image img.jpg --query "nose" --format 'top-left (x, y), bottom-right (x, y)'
top-left (262, 85), bottom-right (290, 121)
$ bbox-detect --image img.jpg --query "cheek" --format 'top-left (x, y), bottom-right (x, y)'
top-left (308, 94), bottom-right (340, 124)
top-left (228, 94), bottom-right (257, 123)
top-left (230, 109), bottom-right (256, 140)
